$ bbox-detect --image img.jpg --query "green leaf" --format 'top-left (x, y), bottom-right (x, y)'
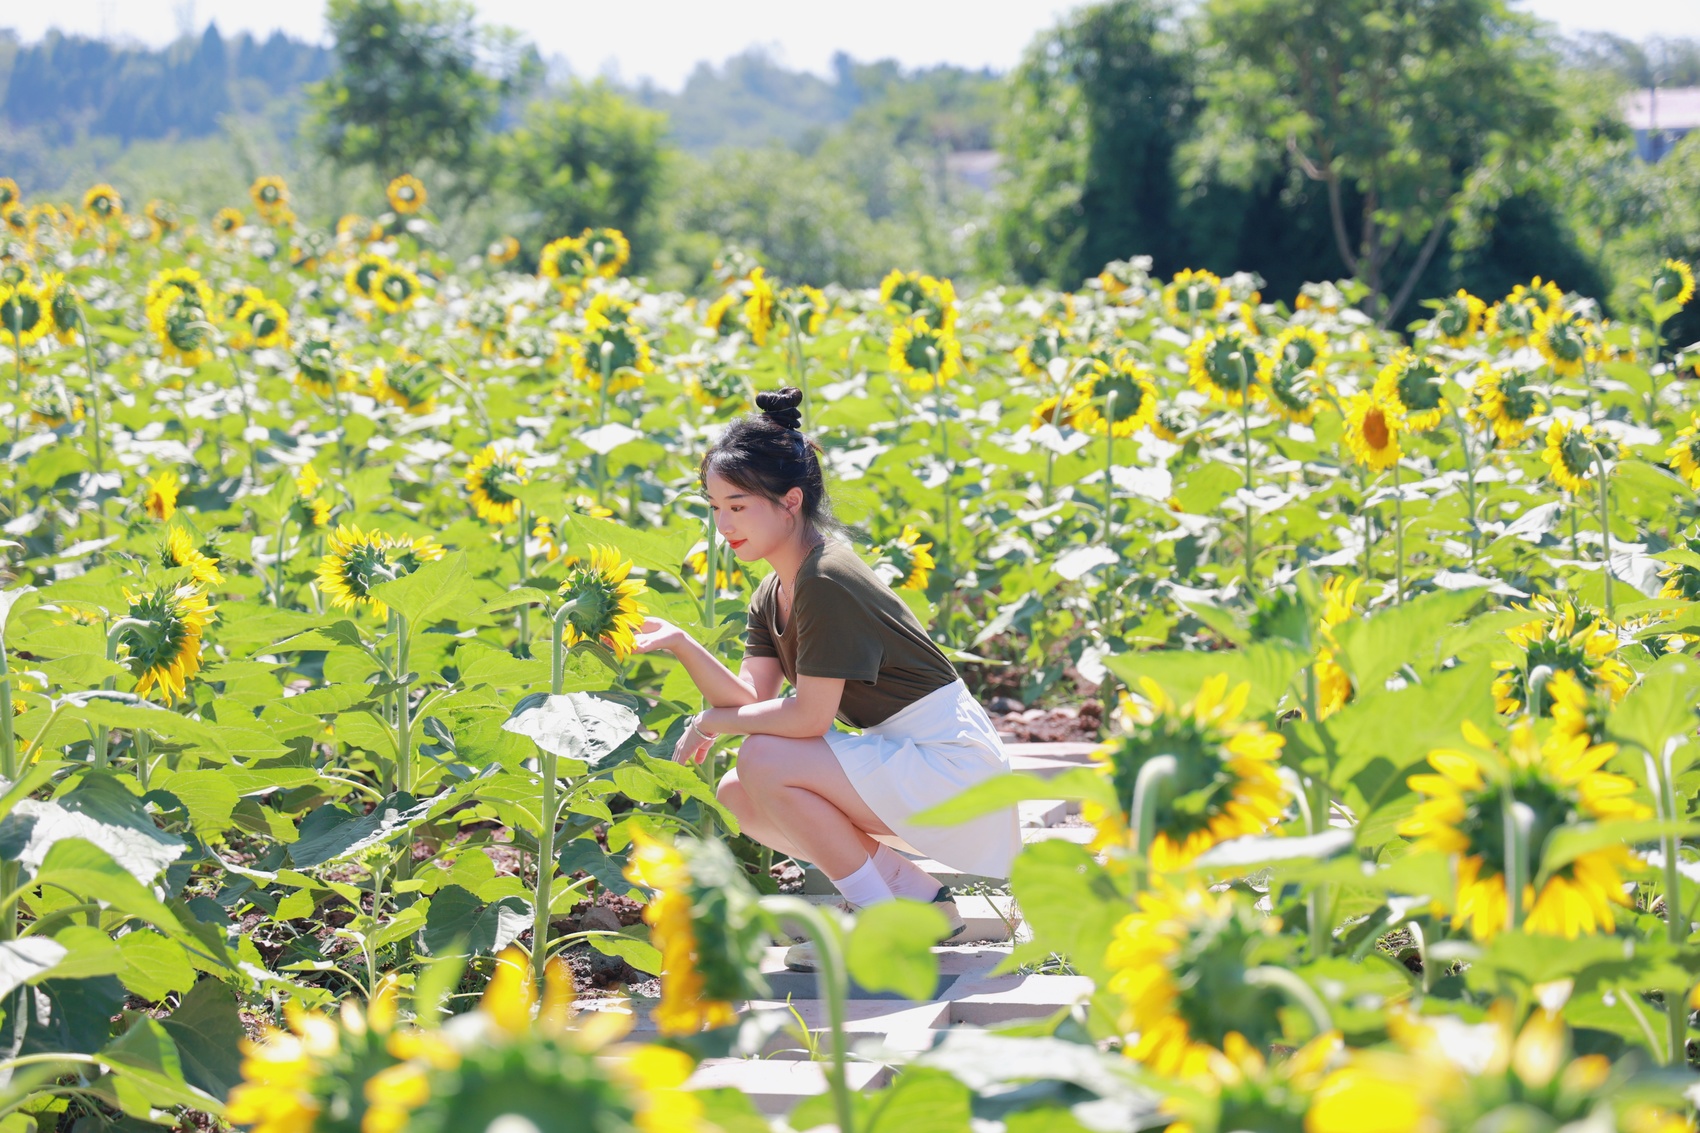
top-left (44, 925), bottom-right (123, 980)
top-left (1609, 654), bottom-right (1700, 756)
top-left (846, 900), bottom-right (948, 1001)
top-left (49, 691), bottom-right (226, 753)
top-left (502, 692), bottom-right (642, 764)
top-left (160, 979), bottom-right (246, 1100)
top-left (1332, 587), bottom-right (1486, 687)
top-left (421, 885), bottom-right (531, 956)
top-left (30, 838), bottom-right (185, 934)
top-left (1103, 641), bottom-right (1308, 717)
top-left (117, 931), bottom-right (196, 1002)
top-left (102, 1017), bottom-right (215, 1111)
top-left (152, 770), bottom-right (238, 839)
top-left (1187, 829), bottom-right (1355, 872)
top-left (0, 773), bottom-right (184, 884)
top-left (1009, 840), bottom-right (1128, 988)
top-left (472, 587), bottom-right (555, 618)
top-left (289, 793), bottom-right (436, 869)
top-left (557, 838), bottom-right (634, 898)
top-left (0, 585), bottom-right (38, 636)
top-left (910, 768), bottom-right (1113, 827)
top-left (586, 932), bottom-right (663, 975)
top-left (861, 1068), bottom-right (974, 1133)
top-left (559, 511), bottom-right (691, 581)
top-left (369, 551), bottom-right (478, 627)
top-left (0, 938), bottom-right (67, 999)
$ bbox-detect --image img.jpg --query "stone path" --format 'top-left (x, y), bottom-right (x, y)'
top-left (660, 741), bottom-right (1102, 1120)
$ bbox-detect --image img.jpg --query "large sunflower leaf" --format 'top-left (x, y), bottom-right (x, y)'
top-left (501, 691), bottom-right (642, 765)
top-left (1103, 641), bottom-right (1308, 718)
top-left (368, 551), bottom-right (478, 627)
top-left (0, 773), bottom-right (184, 884)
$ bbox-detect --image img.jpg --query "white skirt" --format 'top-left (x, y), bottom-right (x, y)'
top-left (823, 677), bottom-right (1021, 880)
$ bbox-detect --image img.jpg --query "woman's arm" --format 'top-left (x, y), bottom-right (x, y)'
top-left (632, 617), bottom-right (775, 708)
top-left (698, 674), bottom-right (845, 739)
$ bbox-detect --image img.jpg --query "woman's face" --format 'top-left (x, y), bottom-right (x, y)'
top-left (704, 471), bottom-right (803, 563)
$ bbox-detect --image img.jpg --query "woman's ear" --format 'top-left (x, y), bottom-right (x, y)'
top-left (786, 486), bottom-right (804, 514)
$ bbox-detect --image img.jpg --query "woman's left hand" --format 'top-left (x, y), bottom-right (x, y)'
top-left (673, 716), bottom-right (714, 765)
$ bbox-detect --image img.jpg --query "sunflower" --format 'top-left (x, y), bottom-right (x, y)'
top-left (703, 292), bottom-right (743, 337)
top-left (1314, 576), bottom-right (1360, 720)
top-left (368, 358), bottom-right (439, 415)
top-left (1028, 385), bottom-right (1088, 432)
top-left (464, 444), bottom-right (530, 525)
top-left (0, 279), bottom-right (51, 349)
top-left (1186, 329), bottom-right (1261, 407)
top-left (1152, 406), bottom-right (1195, 444)
top-left (874, 524), bottom-right (935, 591)
top-left (569, 296), bottom-right (652, 391)
top-left (878, 270), bottom-right (956, 331)
top-left (686, 547), bottom-right (747, 592)
top-left (1467, 366), bottom-right (1542, 445)
top-left (486, 235), bottom-right (520, 265)
top-left (1070, 356), bottom-right (1160, 437)
top-left (151, 296), bottom-right (213, 368)
top-left (292, 339), bottom-right (352, 398)
top-left (44, 276), bottom-right (78, 345)
top-left (386, 173), bottom-right (427, 215)
top-left (1399, 717), bottom-right (1648, 940)
top-left (1531, 307), bottom-right (1590, 378)
top-left (1105, 885), bottom-right (1290, 1078)
top-left (316, 525), bottom-right (446, 619)
top-left (1378, 348), bottom-right (1449, 432)
top-left (213, 207), bottom-right (243, 234)
top-left (1161, 1030), bottom-right (1341, 1133)
top-left (743, 267), bottom-right (776, 346)
top-left (0, 178), bottom-right (16, 208)
top-left (1258, 325), bottom-right (1331, 423)
top-left (292, 463), bottom-right (334, 530)
top-left (1658, 533), bottom-right (1700, 603)
top-left (144, 198), bottom-right (178, 238)
top-left (1490, 597), bottom-right (1634, 716)
top-left (1545, 668), bottom-right (1609, 748)
top-left (1665, 413), bottom-right (1700, 488)
top-left (143, 468), bottom-right (181, 520)
top-left (781, 284), bottom-right (829, 336)
top-left (624, 831), bottom-right (772, 1036)
top-left (344, 252), bottom-right (390, 301)
top-left (1305, 1052), bottom-right (1436, 1133)
top-left (1539, 419), bottom-right (1597, 495)
top-left (888, 318), bottom-right (963, 392)
top-left (249, 176), bottom-right (289, 221)
top-left (117, 583), bottom-right (215, 702)
top-left (1342, 378), bottom-right (1403, 473)
top-left (1486, 278), bottom-right (1563, 347)
top-left (1651, 258), bottom-right (1695, 309)
top-left (1084, 674), bottom-right (1287, 868)
top-left (1430, 289), bottom-right (1486, 347)
top-left (556, 545), bottom-right (648, 661)
top-left (1014, 320), bottom-right (1069, 378)
top-left (162, 525), bottom-right (224, 585)
top-left (82, 184), bottom-right (122, 220)
top-left (230, 291), bottom-right (290, 351)
top-left (144, 266), bottom-right (214, 317)
top-left (576, 227), bottom-right (631, 279)
top-left (2, 204), bottom-right (25, 235)
top-left (371, 264), bottom-right (423, 314)
top-left (27, 386), bottom-right (82, 429)
top-left (538, 234), bottom-right (587, 285)
top-left (684, 362), bottom-right (746, 410)
top-left (1163, 268), bottom-right (1229, 323)
top-left (531, 497), bottom-right (615, 565)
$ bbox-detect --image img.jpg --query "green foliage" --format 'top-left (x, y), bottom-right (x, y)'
top-left (309, 0), bottom-right (537, 180)
top-left (495, 81), bottom-right (668, 265)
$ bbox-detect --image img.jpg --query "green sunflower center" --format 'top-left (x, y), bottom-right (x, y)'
top-left (1171, 913), bottom-right (1287, 1050)
top-left (1173, 282), bottom-right (1216, 316)
top-left (1453, 772), bottom-right (1575, 879)
top-left (1396, 358), bottom-right (1445, 413)
top-left (0, 293), bottom-right (44, 335)
top-left (1101, 717), bottom-right (1243, 840)
top-left (478, 462), bottom-right (525, 504)
top-left (380, 273), bottom-right (415, 304)
top-left (121, 590), bottom-right (196, 675)
top-left (1202, 335), bottom-right (1255, 393)
top-left (164, 308), bottom-right (207, 352)
top-left (902, 328), bottom-right (945, 372)
top-left (1652, 266), bottom-right (1688, 304)
top-left (1091, 371), bottom-right (1151, 422)
top-left (1557, 430), bottom-right (1594, 477)
top-left (1497, 377), bottom-right (1538, 421)
top-left (590, 325), bottom-right (642, 372)
top-left (1499, 301), bottom-right (1539, 336)
top-left (335, 542), bottom-right (401, 598)
top-left (1436, 298), bottom-right (1474, 337)
top-left (559, 574), bottom-right (622, 640)
top-left (1542, 321), bottom-right (1587, 365)
top-left (1268, 364), bottom-right (1315, 411)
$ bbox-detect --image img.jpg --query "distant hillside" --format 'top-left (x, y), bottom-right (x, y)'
top-left (0, 24), bottom-right (328, 144)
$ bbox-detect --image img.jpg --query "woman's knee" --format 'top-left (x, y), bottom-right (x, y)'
top-left (733, 735), bottom-right (786, 789)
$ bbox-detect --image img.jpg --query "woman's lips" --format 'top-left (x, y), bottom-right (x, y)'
top-left (728, 539), bottom-right (747, 549)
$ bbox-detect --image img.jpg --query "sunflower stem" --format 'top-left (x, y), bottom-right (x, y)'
top-left (933, 391), bottom-right (953, 642)
top-left (393, 613), bottom-right (413, 798)
top-left (1392, 459), bottom-right (1404, 605)
top-left (1593, 446), bottom-right (1614, 620)
top-left (1130, 754), bottom-right (1178, 893)
top-left (1245, 965), bottom-right (1333, 1038)
top-left (1502, 794), bottom-right (1533, 934)
top-left (1239, 359), bottom-right (1254, 588)
top-left (328, 361), bottom-right (350, 481)
top-left (0, 625), bottom-right (20, 943)
top-left (594, 342), bottom-right (614, 507)
top-left (1104, 390), bottom-right (1117, 546)
top-left (762, 896), bottom-right (854, 1133)
top-left (272, 515), bottom-right (289, 609)
top-left (73, 306), bottom-right (106, 492)
top-left (515, 503), bottom-right (530, 656)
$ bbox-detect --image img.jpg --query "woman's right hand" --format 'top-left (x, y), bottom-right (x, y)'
top-left (631, 617), bottom-right (685, 655)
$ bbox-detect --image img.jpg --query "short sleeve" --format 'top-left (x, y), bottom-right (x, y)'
top-left (744, 594), bottom-right (778, 658)
top-left (792, 576), bottom-right (883, 682)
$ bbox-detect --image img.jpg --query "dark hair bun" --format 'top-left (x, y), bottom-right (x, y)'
top-left (755, 386), bottom-right (804, 430)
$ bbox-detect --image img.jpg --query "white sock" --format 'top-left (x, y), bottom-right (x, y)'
top-left (830, 855), bottom-right (893, 908)
top-left (874, 843), bottom-right (943, 901)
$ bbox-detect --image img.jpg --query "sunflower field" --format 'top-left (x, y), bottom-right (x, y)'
top-left (3, 169), bottom-right (1700, 1132)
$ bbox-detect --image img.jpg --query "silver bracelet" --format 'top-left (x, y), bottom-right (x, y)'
top-left (686, 712), bottom-right (709, 741)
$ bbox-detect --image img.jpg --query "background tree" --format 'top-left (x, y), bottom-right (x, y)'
top-left (1197, 0), bottom-right (1562, 323)
top-left (495, 81), bottom-right (668, 265)
top-left (996, 0), bottom-right (1195, 285)
top-left (309, 0), bottom-right (536, 182)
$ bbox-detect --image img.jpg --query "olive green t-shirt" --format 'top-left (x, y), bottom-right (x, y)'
top-left (743, 539), bottom-right (959, 729)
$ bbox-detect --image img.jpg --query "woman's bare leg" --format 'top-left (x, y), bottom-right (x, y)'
top-left (716, 768), bottom-right (811, 862)
top-left (728, 734), bottom-right (894, 879)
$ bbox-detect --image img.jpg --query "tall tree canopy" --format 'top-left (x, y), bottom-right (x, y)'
top-left (996, 0), bottom-right (1195, 286)
top-left (1197, 0), bottom-right (1562, 323)
top-left (309, 0), bottom-right (535, 180)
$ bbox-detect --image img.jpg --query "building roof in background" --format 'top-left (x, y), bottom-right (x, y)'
top-left (1622, 88), bottom-right (1700, 131)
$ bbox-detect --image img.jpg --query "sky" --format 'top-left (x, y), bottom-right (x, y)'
top-left (5, 0), bottom-right (1700, 90)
